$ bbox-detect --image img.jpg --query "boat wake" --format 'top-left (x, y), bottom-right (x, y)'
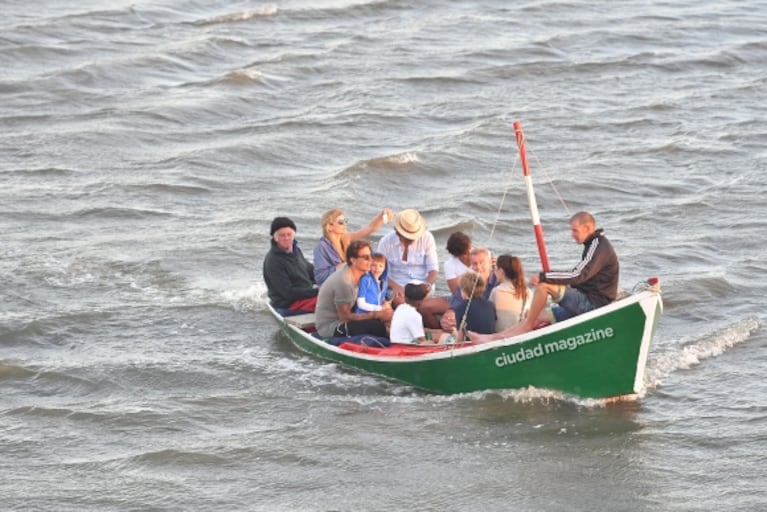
top-left (644, 316), bottom-right (760, 391)
top-left (222, 284), bottom-right (269, 313)
top-left (266, 316), bottom-right (761, 408)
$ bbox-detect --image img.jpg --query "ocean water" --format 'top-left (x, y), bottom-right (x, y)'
top-left (1, 0), bottom-right (765, 510)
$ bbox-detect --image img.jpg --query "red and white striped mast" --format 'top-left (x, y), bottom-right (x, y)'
top-left (514, 121), bottom-right (550, 272)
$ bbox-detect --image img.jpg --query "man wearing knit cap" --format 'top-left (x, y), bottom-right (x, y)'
top-left (376, 208), bottom-right (439, 306)
top-left (263, 216), bottom-right (318, 315)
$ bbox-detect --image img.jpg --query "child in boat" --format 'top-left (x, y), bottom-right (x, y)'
top-left (353, 252), bottom-right (390, 314)
top-left (389, 283), bottom-right (447, 344)
top-left (452, 271), bottom-right (496, 341)
top-left (419, 231), bottom-right (473, 329)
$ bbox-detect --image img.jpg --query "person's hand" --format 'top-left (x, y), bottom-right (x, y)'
top-left (377, 308), bottom-right (393, 322)
top-left (381, 208), bottom-right (393, 224)
top-left (440, 309), bottom-right (456, 331)
top-left (529, 273), bottom-right (540, 286)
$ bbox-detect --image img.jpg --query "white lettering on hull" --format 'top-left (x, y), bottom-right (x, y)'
top-left (494, 327), bottom-right (615, 367)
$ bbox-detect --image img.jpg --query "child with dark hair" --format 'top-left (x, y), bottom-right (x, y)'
top-left (389, 283), bottom-right (446, 344)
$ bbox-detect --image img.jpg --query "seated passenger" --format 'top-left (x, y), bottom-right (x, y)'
top-left (353, 252), bottom-right (390, 314)
top-left (452, 271), bottom-right (496, 340)
top-left (438, 247), bottom-right (499, 331)
top-left (313, 208), bottom-right (393, 286)
top-left (314, 240), bottom-right (393, 339)
top-left (470, 211), bottom-right (619, 343)
top-left (418, 232), bottom-right (473, 329)
top-left (389, 283), bottom-right (447, 345)
top-left (262, 216), bottom-right (318, 315)
top-left (489, 254), bottom-right (530, 331)
top-left (443, 231), bottom-right (472, 294)
top-left (377, 209), bottom-right (439, 307)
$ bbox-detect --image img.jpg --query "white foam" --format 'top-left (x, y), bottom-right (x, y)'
top-left (644, 316), bottom-right (760, 390)
top-left (197, 5), bottom-right (278, 25)
top-left (226, 68), bottom-right (262, 82)
top-left (385, 151), bottom-right (419, 165)
top-left (221, 284), bottom-right (269, 312)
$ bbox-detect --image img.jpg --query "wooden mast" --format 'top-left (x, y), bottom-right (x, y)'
top-left (514, 121), bottom-right (550, 272)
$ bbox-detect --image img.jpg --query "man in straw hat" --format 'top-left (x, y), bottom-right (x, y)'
top-left (377, 208), bottom-right (439, 307)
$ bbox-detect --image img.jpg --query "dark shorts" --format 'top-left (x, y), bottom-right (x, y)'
top-left (550, 286), bottom-right (596, 322)
top-left (333, 319), bottom-right (388, 338)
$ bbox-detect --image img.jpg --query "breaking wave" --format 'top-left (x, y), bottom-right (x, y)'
top-left (340, 151), bottom-right (419, 176)
top-left (195, 5), bottom-right (278, 26)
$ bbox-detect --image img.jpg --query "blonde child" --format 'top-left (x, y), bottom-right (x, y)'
top-left (452, 271), bottom-right (496, 340)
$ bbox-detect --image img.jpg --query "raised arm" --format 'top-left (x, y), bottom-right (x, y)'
top-left (346, 208), bottom-right (393, 242)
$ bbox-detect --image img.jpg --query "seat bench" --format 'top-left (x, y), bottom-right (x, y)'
top-left (284, 313), bottom-right (316, 330)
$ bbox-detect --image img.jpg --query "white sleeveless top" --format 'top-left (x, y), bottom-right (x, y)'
top-left (489, 282), bottom-right (529, 331)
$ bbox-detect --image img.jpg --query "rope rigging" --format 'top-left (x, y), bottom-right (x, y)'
top-left (454, 123), bottom-right (572, 342)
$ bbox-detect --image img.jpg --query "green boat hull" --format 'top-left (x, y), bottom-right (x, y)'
top-left (269, 289), bottom-right (663, 399)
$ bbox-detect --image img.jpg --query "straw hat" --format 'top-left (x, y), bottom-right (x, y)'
top-left (394, 209), bottom-right (426, 241)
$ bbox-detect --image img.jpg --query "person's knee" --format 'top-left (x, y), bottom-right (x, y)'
top-left (539, 283), bottom-right (564, 301)
top-left (420, 297), bottom-right (447, 315)
top-left (533, 282), bottom-right (553, 297)
top-left (419, 299), bottom-right (435, 314)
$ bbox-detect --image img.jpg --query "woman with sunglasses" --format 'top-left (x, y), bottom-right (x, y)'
top-left (313, 207), bottom-right (393, 286)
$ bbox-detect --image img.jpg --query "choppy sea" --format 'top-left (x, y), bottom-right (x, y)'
top-left (1, 1), bottom-right (765, 510)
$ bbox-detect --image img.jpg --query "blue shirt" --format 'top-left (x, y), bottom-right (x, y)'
top-left (454, 298), bottom-right (496, 335)
top-left (313, 236), bottom-right (342, 286)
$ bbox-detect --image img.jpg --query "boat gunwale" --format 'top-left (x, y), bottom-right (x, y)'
top-left (268, 288), bottom-right (662, 364)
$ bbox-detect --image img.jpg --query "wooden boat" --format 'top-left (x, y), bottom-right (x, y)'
top-left (267, 279), bottom-right (662, 399)
top-left (267, 122), bottom-right (663, 399)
